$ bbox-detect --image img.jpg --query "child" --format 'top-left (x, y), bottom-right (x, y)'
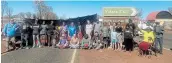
top-left (57, 34), bottom-right (68, 49)
top-left (81, 34), bottom-right (90, 49)
top-left (52, 26), bottom-right (60, 48)
top-left (70, 34), bottom-right (79, 49)
top-left (93, 32), bottom-right (101, 49)
top-left (111, 26), bottom-right (118, 50)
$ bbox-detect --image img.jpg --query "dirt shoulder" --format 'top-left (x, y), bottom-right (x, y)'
top-left (79, 49), bottom-right (172, 63)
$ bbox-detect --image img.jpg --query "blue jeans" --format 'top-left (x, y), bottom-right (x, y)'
top-left (155, 37), bottom-right (163, 53)
top-left (33, 34), bottom-right (41, 47)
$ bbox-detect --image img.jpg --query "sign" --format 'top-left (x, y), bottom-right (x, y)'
top-left (103, 7), bottom-right (137, 17)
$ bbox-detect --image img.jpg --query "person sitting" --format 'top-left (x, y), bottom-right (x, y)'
top-left (81, 34), bottom-right (90, 49)
top-left (57, 34), bottom-right (68, 49)
top-left (92, 31), bottom-right (101, 49)
top-left (69, 34), bottom-right (79, 49)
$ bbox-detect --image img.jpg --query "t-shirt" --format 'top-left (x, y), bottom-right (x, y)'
top-left (47, 25), bottom-right (55, 35)
top-left (81, 38), bottom-right (89, 46)
top-left (68, 26), bottom-right (76, 37)
top-left (111, 31), bottom-right (117, 40)
top-left (110, 26), bottom-right (113, 32)
top-left (141, 30), bottom-right (155, 43)
top-left (102, 27), bottom-right (109, 37)
top-left (115, 26), bottom-right (123, 33)
top-left (60, 39), bottom-right (67, 45)
top-left (60, 25), bottom-right (67, 32)
top-left (40, 25), bottom-right (47, 35)
top-left (86, 24), bottom-right (93, 34)
top-left (32, 24), bottom-right (40, 35)
top-left (22, 26), bottom-right (32, 34)
top-left (124, 29), bottom-right (133, 39)
top-left (94, 23), bottom-right (101, 32)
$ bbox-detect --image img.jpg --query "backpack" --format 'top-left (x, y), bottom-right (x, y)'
top-left (154, 25), bottom-right (161, 34)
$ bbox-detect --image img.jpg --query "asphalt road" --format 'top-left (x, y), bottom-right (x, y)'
top-left (163, 32), bottom-right (172, 49)
top-left (1, 47), bottom-right (79, 63)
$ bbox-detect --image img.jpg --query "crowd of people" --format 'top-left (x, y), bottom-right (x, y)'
top-left (2, 18), bottom-right (164, 56)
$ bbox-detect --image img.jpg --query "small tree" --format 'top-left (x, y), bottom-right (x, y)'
top-left (25, 12), bottom-right (32, 18)
top-left (168, 7), bottom-right (172, 14)
top-left (6, 7), bottom-right (13, 21)
top-left (1, 1), bottom-right (8, 25)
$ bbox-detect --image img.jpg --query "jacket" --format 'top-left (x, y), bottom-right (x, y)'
top-left (3, 23), bottom-right (18, 37)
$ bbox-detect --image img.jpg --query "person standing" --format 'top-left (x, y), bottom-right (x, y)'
top-left (77, 22), bottom-right (83, 44)
top-left (111, 26), bottom-right (118, 50)
top-left (68, 22), bottom-right (76, 39)
top-left (109, 22), bottom-right (115, 48)
top-left (21, 22), bottom-right (31, 49)
top-left (85, 20), bottom-right (93, 41)
top-left (154, 22), bottom-right (164, 54)
top-left (32, 19), bottom-right (41, 48)
top-left (40, 21), bottom-right (48, 46)
top-left (47, 21), bottom-right (55, 47)
top-left (60, 22), bottom-right (68, 39)
top-left (124, 26), bottom-right (133, 52)
top-left (94, 21), bottom-right (101, 36)
top-left (116, 22), bottom-right (123, 50)
top-left (124, 19), bottom-right (136, 52)
top-left (3, 18), bottom-right (18, 51)
top-left (101, 22), bottom-right (110, 48)
top-left (126, 19), bottom-right (136, 37)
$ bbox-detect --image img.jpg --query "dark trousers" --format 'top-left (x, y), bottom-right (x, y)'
top-left (47, 34), bottom-right (54, 46)
top-left (155, 37), bottom-right (163, 54)
top-left (124, 38), bottom-right (133, 51)
top-left (21, 33), bottom-right (29, 48)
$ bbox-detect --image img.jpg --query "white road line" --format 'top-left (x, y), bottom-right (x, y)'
top-left (163, 47), bottom-right (170, 51)
top-left (1, 52), bottom-right (10, 56)
top-left (70, 49), bottom-right (77, 63)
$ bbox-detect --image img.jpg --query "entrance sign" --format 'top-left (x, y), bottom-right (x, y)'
top-left (103, 7), bottom-right (137, 17)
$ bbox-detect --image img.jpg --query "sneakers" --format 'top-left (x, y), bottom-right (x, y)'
top-left (26, 47), bottom-right (29, 49)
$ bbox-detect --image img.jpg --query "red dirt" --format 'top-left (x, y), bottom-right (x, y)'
top-left (79, 49), bottom-right (172, 63)
top-left (1, 40), bottom-right (7, 53)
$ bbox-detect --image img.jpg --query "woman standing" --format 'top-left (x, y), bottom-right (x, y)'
top-left (47, 21), bottom-right (55, 47)
top-left (68, 22), bottom-right (76, 40)
top-left (124, 26), bottom-right (133, 52)
top-left (40, 21), bottom-right (47, 46)
top-left (85, 20), bottom-right (93, 41)
top-left (116, 22), bottom-right (123, 50)
top-left (101, 22), bottom-right (110, 48)
top-left (32, 19), bottom-right (41, 48)
top-left (77, 22), bottom-right (83, 44)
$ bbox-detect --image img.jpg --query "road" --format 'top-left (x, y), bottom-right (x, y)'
top-left (1, 32), bottom-right (172, 63)
top-left (1, 48), bottom-right (79, 63)
top-left (163, 32), bottom-right (172, 49)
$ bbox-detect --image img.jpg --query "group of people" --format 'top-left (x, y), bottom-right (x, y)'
top-left (2, 18), bottom-right (164, 55)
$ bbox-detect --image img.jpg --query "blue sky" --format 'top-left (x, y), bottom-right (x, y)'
top-left (5, 1), bottom-right (172, 19)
